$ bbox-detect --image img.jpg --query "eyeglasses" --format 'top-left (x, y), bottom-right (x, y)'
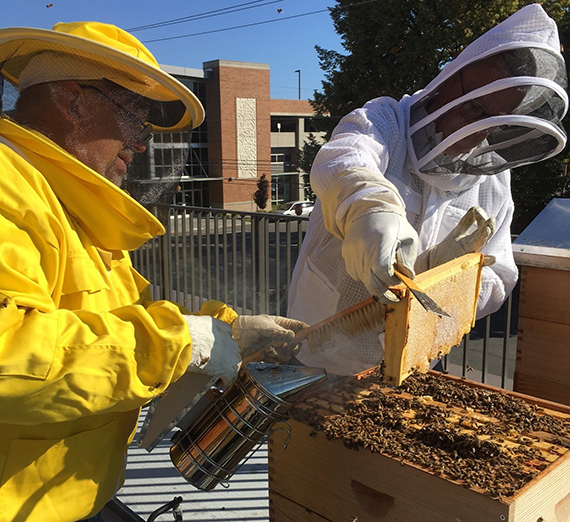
top-left (80, 84), bottom-right (153, 144)
top-left (457, 69), bottom-right (508, 121)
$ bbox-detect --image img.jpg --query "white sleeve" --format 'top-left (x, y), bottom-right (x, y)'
top-left (476, 194), bottom-right (518, 319)
top-left (311, 107), bottom-right (406, 240)
top-left (311, 107), bottom-right (391, 196)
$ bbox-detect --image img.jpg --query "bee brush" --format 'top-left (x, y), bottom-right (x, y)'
top-left (292, 295), bottom-right (388, 351)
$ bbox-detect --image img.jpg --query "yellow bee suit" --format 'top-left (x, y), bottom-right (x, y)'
top-left (0, 117), bottom-right (236, 521)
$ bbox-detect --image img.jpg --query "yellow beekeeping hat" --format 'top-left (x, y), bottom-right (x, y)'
top-left (0, 21), bottom-right (205, 131)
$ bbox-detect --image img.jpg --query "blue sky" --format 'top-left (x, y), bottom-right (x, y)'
top-left (3, 0), bottom-right (344, 100)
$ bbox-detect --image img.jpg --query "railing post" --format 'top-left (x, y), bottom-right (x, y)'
top-left (253, 216), bottom-right (268, 314)
top-left (156, 206), bottom-right (172, 302)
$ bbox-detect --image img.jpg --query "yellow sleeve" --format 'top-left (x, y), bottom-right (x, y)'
top-left (198, 300), bottom-right (238, 324)
top-left (159, 299), bottom-right (238, 325)
top-left (0, 167), bottom-right (193, 426)
top-left (0, 291), bottom-right (194, 426)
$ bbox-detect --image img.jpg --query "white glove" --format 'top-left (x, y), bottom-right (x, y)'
top-left (184, 315), bottom-right (242, 385)
top-left (419, 207), bottom-right (496, 270)
top-left (232, 315), bottom-right (308, 362)
top-left (342, 212), bottom-right (419, 302)
top-left (184, 315), bottom-right (309, 385)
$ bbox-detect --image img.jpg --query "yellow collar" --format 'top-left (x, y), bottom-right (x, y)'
top-left (0, 117), bottom-right (165, 250)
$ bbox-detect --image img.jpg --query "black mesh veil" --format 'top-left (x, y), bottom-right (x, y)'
top-left (122, 127), bottom-right (191, 208)
top-left (0, 70), bottom-right (191, 210)
top-left (408, 47), bottom-right (568, 177)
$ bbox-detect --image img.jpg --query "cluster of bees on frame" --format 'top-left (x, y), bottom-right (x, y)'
top-left (291, 369), bottom-right (569, 498)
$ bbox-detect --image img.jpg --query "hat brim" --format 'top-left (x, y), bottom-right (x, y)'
top-left (0, 27), bottom-right (205, 131)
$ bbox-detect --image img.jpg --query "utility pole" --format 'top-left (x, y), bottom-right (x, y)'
top-left (294, 69), bottom-right (301, 100)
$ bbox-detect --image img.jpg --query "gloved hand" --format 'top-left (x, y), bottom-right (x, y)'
top-left (232, 315), bottom-right (308, 363)
top-left (184, 314), bottom-right (308, 384)
top-left (341, 211), bottom-right (419, 302)
top-left (422, 206), bottom-right (496, 269)
top-left (184, 315), bottom-right (242, 385)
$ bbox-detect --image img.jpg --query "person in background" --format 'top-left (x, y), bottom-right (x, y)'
top-left (288, 4), bottom-right (567, 376)
top-left (0, 22), bottom-right (305, 522)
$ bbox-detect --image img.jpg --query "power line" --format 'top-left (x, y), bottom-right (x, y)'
top-left (141, 8), bottom-right (330, 44)
top-left (127, 0), bottom-right (283, 32)
top-left (141, 0), bottom-right (381, 44)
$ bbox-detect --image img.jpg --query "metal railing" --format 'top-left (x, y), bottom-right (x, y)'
top-left (131, 204), bottom-right (309, 315)
top-left (131, 204), bottom-right (520, 390)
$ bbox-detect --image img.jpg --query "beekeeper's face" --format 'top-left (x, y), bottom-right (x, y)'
top-left (430, 56), bottom-right (526, 156)
top-left (64, 81), bottom-right (151, 185)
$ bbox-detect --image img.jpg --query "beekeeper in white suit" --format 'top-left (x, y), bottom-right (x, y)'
top-left (288, 4), bottom-right (568, 375)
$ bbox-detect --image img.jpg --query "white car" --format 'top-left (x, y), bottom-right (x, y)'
top-left (273, 200), bottom-right (314, 217)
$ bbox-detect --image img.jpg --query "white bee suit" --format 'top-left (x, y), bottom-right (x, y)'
top-left (288, 4), bottom-right (567, 375)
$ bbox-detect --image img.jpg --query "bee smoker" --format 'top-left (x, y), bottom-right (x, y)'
top-left (169, 362), bottom-right (326, 491)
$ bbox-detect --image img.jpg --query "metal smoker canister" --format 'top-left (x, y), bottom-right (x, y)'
top-left (170, 362), bottom-right (326, 491)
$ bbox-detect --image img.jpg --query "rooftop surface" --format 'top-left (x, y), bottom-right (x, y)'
top-left (116, 415), bottom-right (270, 522)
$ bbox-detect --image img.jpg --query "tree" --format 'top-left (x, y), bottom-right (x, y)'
top-left (253, 174), bottom-right (270, 210)
top-left (511, 153), bottom-right (570, 232)
top-left (311, 0), bottom-right (570, 231)
top-left (296, 133), bottom-right (322, 202)
top-left (510, 6), bottom-right (570, 232)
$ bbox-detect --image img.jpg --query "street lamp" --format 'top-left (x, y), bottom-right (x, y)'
top-left (294, 69), bottom-right (301, 100)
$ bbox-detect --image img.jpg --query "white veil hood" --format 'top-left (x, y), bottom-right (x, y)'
top-left (406, 4), bottom-right (568, 179)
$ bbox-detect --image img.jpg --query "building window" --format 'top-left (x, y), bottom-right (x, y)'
top-left (175, 179), bottom-right (211, 206)
top-left (304, 116), bottom-right (329, 133)
top-left (271, 175), bottom-right (292, 205)
top-left (271, 119), bottom-right (296, 132)
top-left (187, 146), bottom-right (209, 177)
top-left (271, 151), bottom-right (293, 174)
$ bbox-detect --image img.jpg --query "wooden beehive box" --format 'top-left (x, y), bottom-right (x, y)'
top-left (269, 369), bottom-right (570, 522)
top-left (512, 197), bottom-right (570, 406)
top-left (514, 265), bottom-right (570, 405)
top-left (383, 253), bottom-right (484, 386)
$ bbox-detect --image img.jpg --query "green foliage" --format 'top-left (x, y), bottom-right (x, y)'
top-left (511, 157), bottom-right (570, 232)
top-left (253, 174), bottom-right (270, 210)
top-left (296, 133), bottom-right (323, 201)
top-left (311, 0), bottom-right (570, 230)
top-left (313, 0), bottom-right (537, 118)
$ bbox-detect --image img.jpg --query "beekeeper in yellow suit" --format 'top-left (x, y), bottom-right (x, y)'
top-left (0, 22), bottom-right (306, 522)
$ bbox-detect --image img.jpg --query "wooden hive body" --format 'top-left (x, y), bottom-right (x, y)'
top-left (269, 370), bottom-right (570, 522)
top-left (384, 253), bottom-right (484, 386)
top-left (515, 265), bottom-right (570, 405)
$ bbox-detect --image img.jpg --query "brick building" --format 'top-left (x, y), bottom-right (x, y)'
top-left (132, 59), bottom-right (325, 212)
